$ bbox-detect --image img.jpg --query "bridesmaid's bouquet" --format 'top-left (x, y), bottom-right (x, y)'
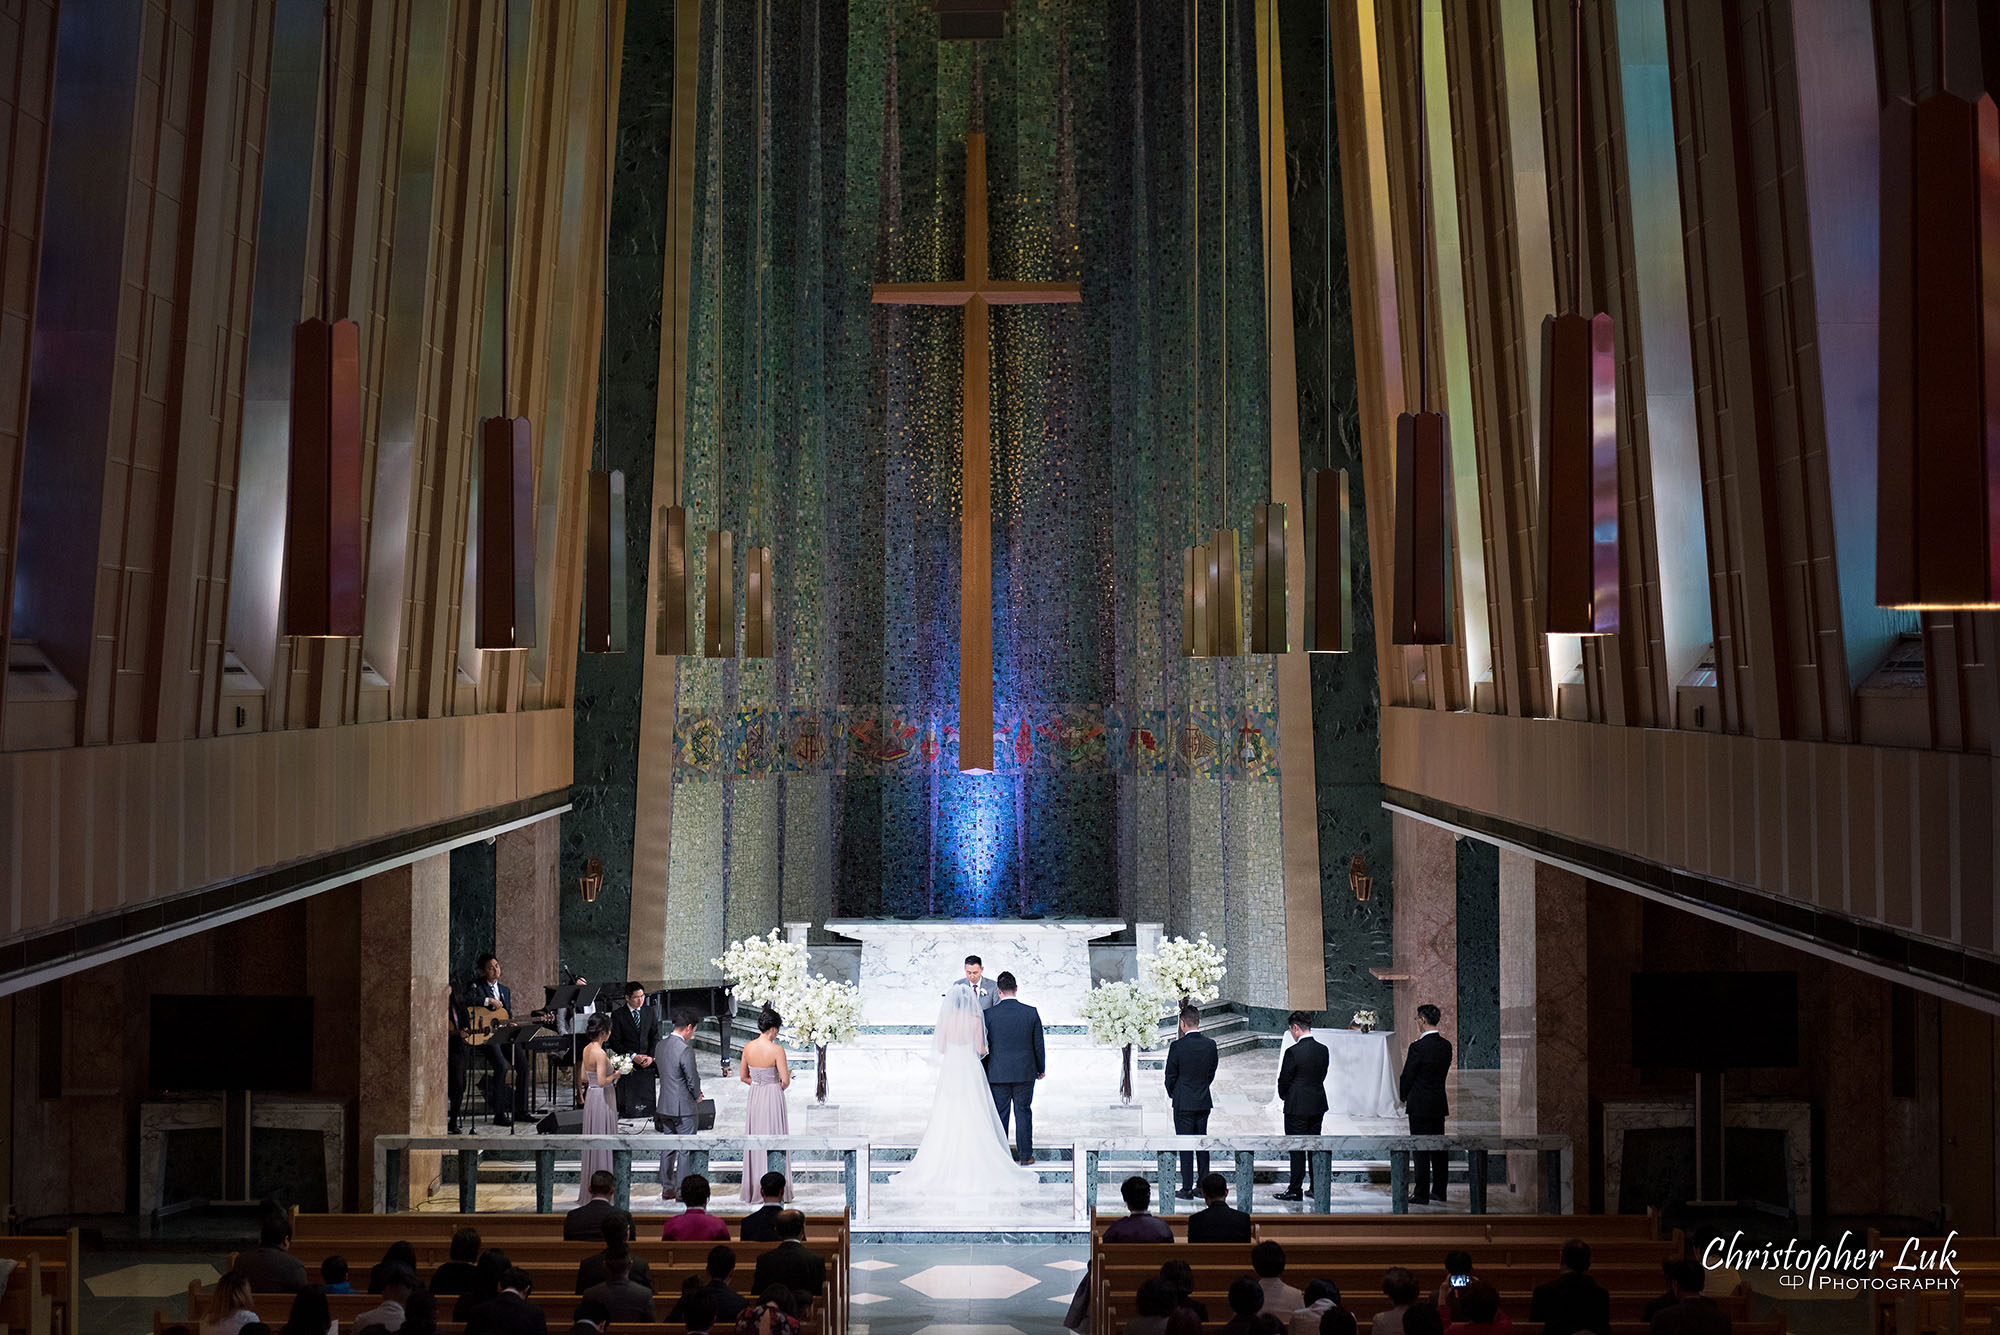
top-left (606, 1053), bottom-right (636, 1079)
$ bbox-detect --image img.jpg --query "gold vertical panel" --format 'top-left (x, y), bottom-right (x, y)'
top-left (704, 528), bottom-right (733, 658)
top-left (959, 292), bottom-right (995, 772)
top-left (743, 544), bottom-right (774, 659)
top-left (1250, 503), bottom-right (1287, 654)
top-left (1184, 544), bottom-right (1214, 658)
top-left (655, 503), bottom-right (693, 655)
top-left (1208, 527), bottom-right (1242, 657)
top-left (1305, 468), bottom-right (1353, 652)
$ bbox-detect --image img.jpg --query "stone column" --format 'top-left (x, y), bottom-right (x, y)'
top-left (1498, 851), bottom-right (1589, 1203)
top-left (495, 815), bottom-right (560, 994)
top-left (358, 853), bottom-right (451, 1207)
top-left (1390, 813), bottom-right (1457, 1049)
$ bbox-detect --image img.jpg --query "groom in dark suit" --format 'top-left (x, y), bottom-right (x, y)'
top-left (982, 972), bottom-right (1046, 1166)
top-left (1399, 1002), bottom-right (1454, 1204)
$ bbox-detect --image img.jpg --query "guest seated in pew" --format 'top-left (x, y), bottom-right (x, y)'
top-left (661, 1174), bottom-right (731, 1241)
top-left (581, 1254), bottom-right (656, 1322)
top-left (1165, 1310), bottom-right (1203, 1335)
top-left (353, 1266), bottom-right (417, 1333)
top-left (321, 1257), bottom-right (354, 1296)
top-left (575, 1218), bottom-right (652, 1294)
top-left (750, 1212), bottom-right (825, 1299)
top-left (1252, 1242), bottom-right (1305, 1323)
top-left (566, 1172), bottom-right (631, 1242)
top-left (565, 1297), bottom-right (610, 1335)
top-left (1187, 1172), bottom-right (1252, 1244)
top-left (1371, 1268), bottom-right (1422, 1335)
top-left (1648, 1259), bottom-right (1731, 1335)
top-left (744, 1285), bottom-right (801, 1335)
top-left (667, 1245), bottom-right (747, 1325)
top-left (464, 1268), bottom-right (549, 1335)
top-left (1121, 1278), bottom-right (1179, 1334)
top-left (1292, 1279), bottom-right (1357, 1335)
top-left (1158, 1260), bottom-right (1208, 1321)
top-left (1221, 1277), bottom-right (1268, 1335)
top-left (453, 1251), bottom-right (513, 1322)
top-left (430, 1229), bottom-right (481, 1296)
top-left (739, 1172), bottom-right (789, 1241)
top-left (1402, 1301), bottom-right (1445, 1335)
top-left (675, 1288), bottom-right (718, 1335)
top-left (1443, 1281), bottom-right (1512, 1335)
top-left (396, 1291), bottom-right (439, 1335)
top-left (1061, 1177), bottom-right (1178, 1331)
top-left (202, 1272), bottom-right (261, 1335)
top-left (240, 1219), bottom-right (310, 1294)
top-left (280, 1285), bottom-right (336, 1335)
top-left (1529, 1239), bottom-right (1610, 1335)
top-left (368, 1245), bottom-right (419, 1296)
top-left (1436, 1252), bottom-right (1509, 1328)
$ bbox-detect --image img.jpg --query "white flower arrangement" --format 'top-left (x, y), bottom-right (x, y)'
top-left (1079, 980), bottom-right (1166, 1049)
top-left (1352, 1010), bottom-right (1379, 1030)
top-left (606, 1052), bottom-right (636, 1080)
top-left (1139, 932), bottom-right (1228, 1007)
top-left (784, 975), bottom-right (865, 1048)
top-left (711, 929), bottom-right (810, 1011)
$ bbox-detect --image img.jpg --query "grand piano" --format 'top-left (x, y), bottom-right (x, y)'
top-left (636, 979), bottom-right (738, 1073)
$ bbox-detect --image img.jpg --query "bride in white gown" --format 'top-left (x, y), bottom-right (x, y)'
top-left (888, 986), bottom-right (1039, 1196)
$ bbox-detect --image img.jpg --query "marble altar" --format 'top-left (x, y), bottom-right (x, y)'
top-left (823, 919), bottom-right (1126, 1025)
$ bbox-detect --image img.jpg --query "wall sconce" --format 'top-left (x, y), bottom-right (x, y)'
top-left (1348, 854), bottom-right (1374, 903)
top-left (579, 858), bottom-right (604, 905)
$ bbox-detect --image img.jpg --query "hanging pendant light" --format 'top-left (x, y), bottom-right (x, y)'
top-left (1180, 0), bottom-right (1212, 660)
top-left (1304, 468), bottom-right (1352, 651)
top-left (741, 0), bottom-right (777, 660)
top-left (477, 4), bottom-right (535, 651)
top-left (702, 0), bottom-right (734, 659)
top-left (1184, 542), bottom-right (1214, 658)
top-left (1393, 0), bottom-right (1450, 646)
top-left (1876, 0), bottom-right (2000, 609)
top-left (1209, 0), bottom-right (1242, 660)
top-left (1246, 0), bottom-right (1287, 655)
top-left (656, 504), bottom-right (695, 654)
top-left (1302, 12), bottom-right (1349, 654)
top-left (583, 7), bottom-right (626, 655)
top-left (285, 4), bottom-right (363, 639)
top-left (1537, 0), bottom-right (1618, 636)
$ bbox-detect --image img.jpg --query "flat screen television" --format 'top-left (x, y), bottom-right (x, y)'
top-left (1630, 971), bottom-right (1799, 1069)
top-left (148, 994), bottom-right (315, 1091)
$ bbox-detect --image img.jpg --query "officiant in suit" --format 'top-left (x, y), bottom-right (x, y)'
top-left (1399, 1002), bottom-right (1454, 1204)
top-left (1275, 1011), bottom-right (1329, 1201)
top-left (653, 1007), bottom-right (704, 1194)
top-left (982, 972), bottom-right (1045, 1165)
top-left (608, 982), bottom-right (661, 1118)
top-left (1164, 1002), bottom-right (1219, 1196)
top-left (955, 956), bottom-right (998, 1009)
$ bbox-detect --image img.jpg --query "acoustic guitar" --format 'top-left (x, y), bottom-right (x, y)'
top-left (460, 1001), bottom-right (510, 1046)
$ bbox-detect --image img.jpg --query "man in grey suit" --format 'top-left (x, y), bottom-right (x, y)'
top-left (954, 955), bottom-right (999, 1009)
top-left (653, 1007), bottom-right (704, 1198)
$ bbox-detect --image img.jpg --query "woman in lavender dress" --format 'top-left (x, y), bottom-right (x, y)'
top-left (577, 1013), bottom-right (619, 1199)
top-left (738, 1005), bottom-right (794, 1202)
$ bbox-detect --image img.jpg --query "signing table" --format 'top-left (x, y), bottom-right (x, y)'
top-left (1268, 1028), bottom-right (1403, 1118)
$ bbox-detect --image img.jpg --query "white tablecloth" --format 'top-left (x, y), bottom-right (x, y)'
top-left (1268, 1028), bottom-right (1404, 1119)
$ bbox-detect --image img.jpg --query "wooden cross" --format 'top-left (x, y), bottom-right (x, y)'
top-left (872, 133), bottom-right (1081, 773)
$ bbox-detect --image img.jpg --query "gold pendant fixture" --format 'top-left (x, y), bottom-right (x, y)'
top-left (1208, 527), bottom-right (1243, 657)
top-left (703, 528), bottom-right (734, 658)
top-left (1250, 503), bottom-right (1287, 654)
top-left (743, 544), bottom-right (775, 659)
top-left (655, 504), bottom-right (696, 655)
top-left (1182, 544), bottom-right (1213, 658)
top-left (1304, 469), bottom-right (1351, 652)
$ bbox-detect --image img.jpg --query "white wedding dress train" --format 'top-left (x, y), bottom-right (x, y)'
top-left (886, 989), bottom-right (1038, 1198)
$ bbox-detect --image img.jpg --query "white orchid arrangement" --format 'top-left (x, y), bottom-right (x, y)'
top-left (711, 929), bottom-right (810, 1010)
top-left (1080, 980), bottom-right (1166, 1049)
top-left (1352, 1010), bottom-right (1379, 1030)
top-left (784, 975), bottom-right (865, 1048)
top-left (1140, 932), bottom-right (1228, 1007)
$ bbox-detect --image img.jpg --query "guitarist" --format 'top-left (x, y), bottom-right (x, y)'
top-left (458, 954), bottom-right (525, 1125)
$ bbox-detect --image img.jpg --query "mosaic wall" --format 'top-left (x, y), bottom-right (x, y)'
top-left (564, 0), bottom-right (1386, 1008)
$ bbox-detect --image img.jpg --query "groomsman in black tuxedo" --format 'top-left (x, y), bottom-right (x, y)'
top-left (1163, 1002), bottom-right (1219, 1197)
top-left (608, 982), bottom-right (661, 1118)
top-left (1399, 1002), bottom-right (1454, 1204)
top-left (1274, 1011), bottom-right (1329, 1201)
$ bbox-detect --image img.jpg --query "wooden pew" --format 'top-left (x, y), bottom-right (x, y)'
top-left (0, 1232), bottom-right (81, 1335)
top-left (168, 1285), bottom-right (826, 1335)
top-left (1088, 1211), bottom-right (1661, 1244)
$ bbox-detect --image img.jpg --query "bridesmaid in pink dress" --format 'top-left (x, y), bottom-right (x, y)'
top-left (577, 1014), bottom-right (619, 1200)
top-left (738, 1005), bottom-right (793, 1203)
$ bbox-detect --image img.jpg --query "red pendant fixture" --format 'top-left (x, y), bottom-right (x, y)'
top-left (1877, 1), bottom-right (2000, 609)
top-left (1537, 0), bottom-right (1619, 636)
